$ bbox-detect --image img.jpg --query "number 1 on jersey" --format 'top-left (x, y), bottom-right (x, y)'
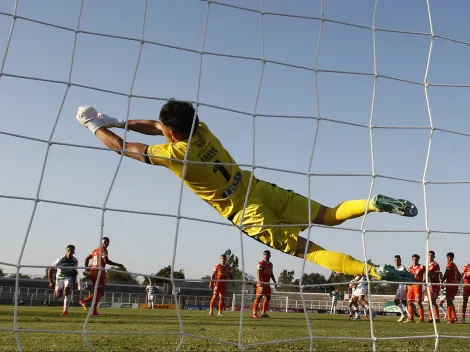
top-left (213, 159), bottom-right (231, 181)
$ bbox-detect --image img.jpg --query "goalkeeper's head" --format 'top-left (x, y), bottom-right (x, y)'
top-left (159, 99), bottom-right (199, 142)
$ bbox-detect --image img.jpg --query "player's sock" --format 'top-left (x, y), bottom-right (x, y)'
top-left (83, 294), bottom-right (94, 303)
top-left (218, 296), bottom-right (224, 314)
top-left (64, 294), bottom-right (70, 312)
top-left (418, 307), bottom-right (424, 321)
top-left (397, 303), bottom-right (404, 316)
top-left (433, 306), bottom-right (439, 320)
top-left (323, 200), bottom-right (379, 226)
top-left (447, 306), bottom-right (452, 322)
top-left (305, 244), bottom-right (374, 278)
top-left (209, 296), bottom-right (216, 313)
top-left (462, 302), bottom-right (467, 319)
top-left (93, 292), bottom-right (104, 312)
top-left (451, 305), bottom-right (457, 321)
top-left (253, 296), bottom-right (261, 314)
top-left (407, 305), bottom-right (414, 321)
top-left (262, 299), bottom-right (269, 314)
top-left (439, 305), bottom-right (446, 316)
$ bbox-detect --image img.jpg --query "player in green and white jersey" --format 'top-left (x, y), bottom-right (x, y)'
top-left (48, 244), bottom-right (78, 315)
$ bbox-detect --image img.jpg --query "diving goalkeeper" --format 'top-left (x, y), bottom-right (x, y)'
top-left (76, 101), bottom-right (417, 282)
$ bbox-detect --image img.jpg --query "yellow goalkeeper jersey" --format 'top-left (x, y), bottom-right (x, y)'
top-left (146, 122), bottom-right (254, 218)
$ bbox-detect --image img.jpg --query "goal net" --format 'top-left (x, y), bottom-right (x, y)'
top-left (1, 0), bottom-right (469, 351)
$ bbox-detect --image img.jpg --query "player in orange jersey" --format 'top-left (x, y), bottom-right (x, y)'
top-left (461, 262), bottom-right (470, 323)
top-left (426, 251), bottom-right (442, 323)
top-left (442, 252), bottom-right (461, 324)
top-left (406, 254), bottom-right (425, 323)
top-left (253, 250), bottom-right (277, 318)
top-left (76, 102), bottom-right (418, 283)
top-left (79, 237), bottom-right (126, 316)
top-left (208, 254), bottom-right (234, 316)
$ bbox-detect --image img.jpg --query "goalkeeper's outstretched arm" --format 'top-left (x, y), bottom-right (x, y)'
top-left (126, 120), bottom-right (163, 136)
top-left (76, 106), bottom-right (151, 163)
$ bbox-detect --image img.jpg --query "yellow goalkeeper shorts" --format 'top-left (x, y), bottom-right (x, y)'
top-left (230, 180), bottom-right (323, 255)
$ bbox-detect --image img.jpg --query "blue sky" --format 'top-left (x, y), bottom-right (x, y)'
top-left (1, 0), bottom-right (470, 284)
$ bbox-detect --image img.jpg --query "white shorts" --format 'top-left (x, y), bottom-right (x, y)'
top-left (147, 294), bottom-right (155, 302)
top-left (395, 285), bottom-right (406, 300)
top-left (353, 288), bottom-right (368, 297)
top-left (55, 277), bottom-right (73, 292)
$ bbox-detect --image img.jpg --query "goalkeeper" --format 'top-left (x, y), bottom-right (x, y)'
top-left (76, 100), bottom-right (417, 282)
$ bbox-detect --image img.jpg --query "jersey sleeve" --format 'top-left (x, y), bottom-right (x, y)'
top-left (257, 262), bottom-right (263, 270)
top-left (146, 144), bottom-right (173, 168)
top-left (51, 257), bottom-right (61, 267)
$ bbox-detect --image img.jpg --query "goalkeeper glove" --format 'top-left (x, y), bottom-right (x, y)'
top-left (76, 106), bottom-right (126, 134)
top-left (97, 113), bottom-right (127, 129)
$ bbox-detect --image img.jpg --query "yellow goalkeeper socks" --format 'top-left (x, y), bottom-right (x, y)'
top-left (323, 199), bottom-right (379, 226)
top-left (305, 242), bottom-right (380, 279)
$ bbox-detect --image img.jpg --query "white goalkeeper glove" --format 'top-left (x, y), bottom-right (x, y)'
top-left (97, 113), bottom-right (127, 129)
top-left (76, 106), bottom-right (126, 134)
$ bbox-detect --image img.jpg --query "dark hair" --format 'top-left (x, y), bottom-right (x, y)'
top-left (66, 245), bottom-right (75, 251)
top-left (429, 250), bottom-right (435, 256)
top-left (102, 237), bottom-right (110, 242)
top-left (447, 252), bottom-right (454, 259)
top-left (412, 254), bottom-right (420, 260)
top-left (221, 254), bottom-right (227, 259)
top-left (159, 99), bottom-right (199, 138)
top-left (394, 255), bottom-right (401, 259)
top-left (263, 250), bottom-right (271, 255)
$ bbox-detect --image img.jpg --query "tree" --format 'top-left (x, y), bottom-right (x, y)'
top-left (200, 275), bottom-right (211, 282)
top-left (150, 265), bottom-right (186, 294)
top-left (327, 272), bottom-right (355, 293)
top-left (8, 273), bottom-right (31, 279)
top-left (0, 268), bottom-right (5, 277)
top-left (297, 272), bottom-right (328, 292)
top-left (106, 267), bottom-right (139, 285)
top-left (277, 269), bottom-right (299, 292)
top-left (221, 249), bottom-right (256, 289)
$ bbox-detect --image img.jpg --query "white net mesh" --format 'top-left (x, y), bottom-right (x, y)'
top-left (2, 0), bottom-right (470, 351)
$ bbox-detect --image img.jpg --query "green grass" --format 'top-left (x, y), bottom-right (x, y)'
top-left (0, 307), bottom-right (469, 351)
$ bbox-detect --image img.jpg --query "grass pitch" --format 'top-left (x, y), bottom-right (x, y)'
top-left (0, 306), bottom-right (469, 351)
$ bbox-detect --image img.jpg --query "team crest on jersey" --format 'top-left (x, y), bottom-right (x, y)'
top-left (193, 137), bottom-right (206, 149)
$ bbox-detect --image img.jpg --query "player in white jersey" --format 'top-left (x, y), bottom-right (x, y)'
top-left (352, 276), bottom-right (375, 320)
top-left (146, 282), bottom-right (157, 309)
top-left (348, 279), bottom-right (358, 318)
top-left (48, 245), bottom-right (78, 315)
top-left (437, 288), bottom-right (447, 320)
top-left (330, 287), bottom-right (340, 314)
top-left (393, 255), bottom-right (409, 322)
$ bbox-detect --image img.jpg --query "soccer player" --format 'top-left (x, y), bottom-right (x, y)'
top-left (79, 237), bottom-right (126, 316)
top-left (75, 102), bottom-right (418, 282)
top-left (351, 276), bottom-right (374, 320)
top-left (330, 287), bottom-right (340, 314)
top-left (208, 254), bottom-right (234, 316)
top-left (437, 289), bottom-right (447, 320)
top-left (253, 250), bottom-right (277, 318)
top-left (393, 255), bottom-right (408, 322)
top-left (441, 252), bottom-right (461, 324)
top-left (461, 262), bottom-right (470, 323)
top-left (406, 254), bottom-right (425, 323)
top-left (146, 280), bottom-right (157, 309)
top-left (48, 245), bottom-right (78, 315)
top-left (348, 279), bottom-right (359, 319)
top-left (426, 251), bottom-right (442, 323)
